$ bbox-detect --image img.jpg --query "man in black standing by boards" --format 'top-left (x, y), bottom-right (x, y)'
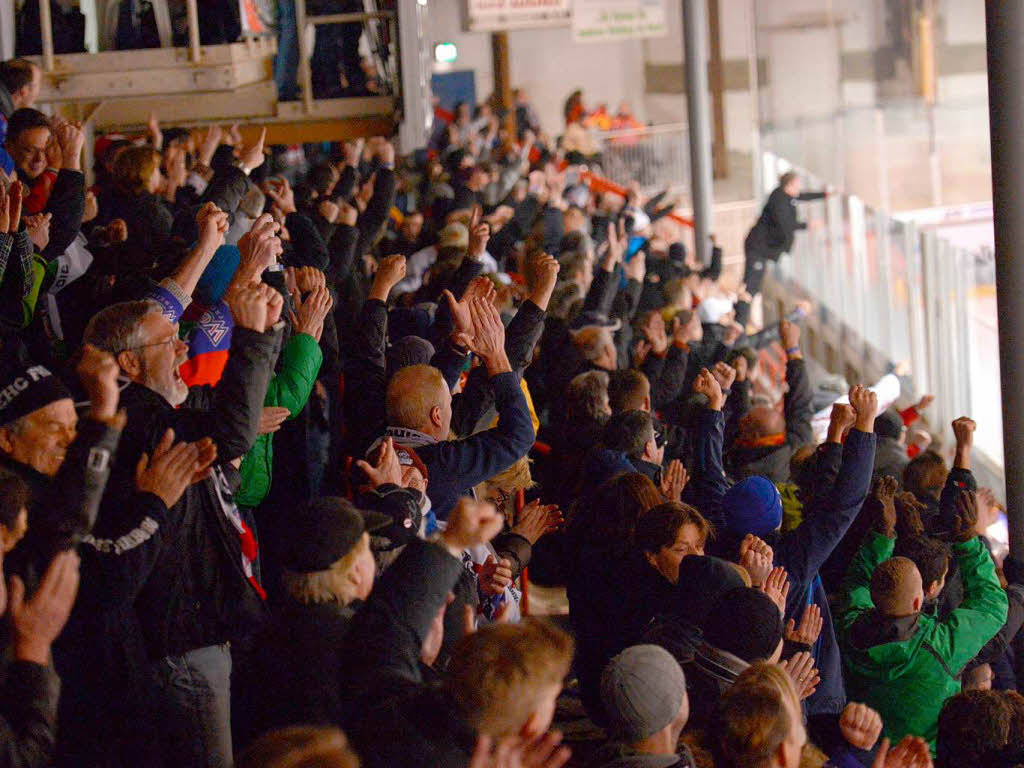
top-left (738, 171), bottom-right (830, 326)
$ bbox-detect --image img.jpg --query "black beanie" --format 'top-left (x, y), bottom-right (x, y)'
top-left (702, 587), bottom-right (784, 662)
top-left (672, 555), bottom-right (746, 628)
top-left (875, 409), bottom-right (905, 440)
top-left (0, 364), bottom-right (72, 427)
top-left (282, 497), bottom-right (391, 573)
top-left (386, 336), bottom-right (435, 381)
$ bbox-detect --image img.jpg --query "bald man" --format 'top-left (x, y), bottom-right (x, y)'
top-left (726, 320), bottom-right (813, 484)
top-left (838, 488), bottom-right (1008, 751)
top-left (374, 303), bottom-right (534, 523)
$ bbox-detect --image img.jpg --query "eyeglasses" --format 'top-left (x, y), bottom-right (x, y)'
top-left (119, 335), bottom-right (179, 354)
top-left (653, 420), bottom-right (667, 449)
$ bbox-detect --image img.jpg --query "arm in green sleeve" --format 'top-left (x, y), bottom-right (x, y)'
top-left (839, 531), bottom-right (895, 630)
top-left (263, 332), bottom-right (323, 416)
top-left (931, 537), bottom-right (1009, 673)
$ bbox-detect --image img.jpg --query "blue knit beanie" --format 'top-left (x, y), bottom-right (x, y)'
top-left (196, 244), bottom-right (240, 305)
top-left (722, 476), bottom-right (783, 538)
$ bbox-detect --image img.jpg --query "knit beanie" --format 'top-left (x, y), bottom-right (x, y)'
top-left (0, 364), bottom-right (72, 427)
top-left (703, 587), bottom-right (784, 662)
top-left (196, 244), bottom-right (241, 305)
top-left (672, 555), bottom-right (747, 627)
top-left (601, 645), bottom-right (687, 741)
top-left (386, 336), bottom-right (435, 381)
top-left (874, 409), bottom-right (904, 440)
top-left (722, 476), bottom-right (783, 538)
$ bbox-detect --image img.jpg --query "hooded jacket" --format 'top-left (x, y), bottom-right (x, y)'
top-left (338, 539), bottom-right (472, 767)
top-left (838, 531), bottom-right (1008, 749)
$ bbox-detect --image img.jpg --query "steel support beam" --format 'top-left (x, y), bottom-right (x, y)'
top-left (985, 1), bottom-right (1024, 560)
top-left (683, 0), bottom-right (714, 265)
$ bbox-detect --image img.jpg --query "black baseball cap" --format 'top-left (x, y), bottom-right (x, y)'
top-left (282, 497), bottom-right (391, 573)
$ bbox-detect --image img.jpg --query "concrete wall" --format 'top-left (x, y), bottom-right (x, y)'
top-left (420, 0), bottom-right (988, 204)
top-left (425, 1), bottom-right (648, 133)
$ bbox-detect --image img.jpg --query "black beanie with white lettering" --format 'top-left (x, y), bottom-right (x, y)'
top-left (0, 365), bottom-right (73, 427)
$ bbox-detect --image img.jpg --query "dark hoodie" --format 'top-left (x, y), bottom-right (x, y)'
top-left (640, 555), bottom-right (746, 666)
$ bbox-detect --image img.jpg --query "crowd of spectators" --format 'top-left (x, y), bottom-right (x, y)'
top-left (0, 53), bottom-right (1018, 768)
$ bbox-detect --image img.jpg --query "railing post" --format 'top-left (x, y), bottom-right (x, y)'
top-left (186, 0), bottom-right (201, 62)
top-left (295, 0), bottom-right (314, 114)
top-left (38, 0), bottom-right (55, 72)
top-left (682, 0), bottom-right (714, 265)
top-left (986, 0), bottom-right (1024, 562)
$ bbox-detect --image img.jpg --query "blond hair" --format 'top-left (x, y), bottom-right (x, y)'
top-left (447, 619), bottom-right (574, 738)
top-left (237, 726), bottom-right (359, 768)
top-left (870, 556), bottom-right (922, 616)
top-left (385, 364), bottom-right (445, 431)
top-left (717, 662), bottom-right (800, 768)
top-left (478, 456), bottom-right (535, 498)
top-left (281, 533), bottom-right (370, 606)
top-left (729, 561), bottom-right (753, 587)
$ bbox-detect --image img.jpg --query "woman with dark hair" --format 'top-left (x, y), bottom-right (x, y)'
top-left (103, 145), bottom-right (180, 273)
top-left (565, 471), bottom-right (663, 723)
top-left (564, 89), bottom-right (585, 126)
top-left (635, 501), bottom-right (714, 585)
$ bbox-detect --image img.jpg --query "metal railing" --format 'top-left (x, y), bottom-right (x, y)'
top-left (34, 0), bottom-right (270, 69)
top-left (32, 0), bottom-right (399, 117)
top-left (762, 150), bottom-right (1002, 480)
top-left (294, 2), bottom-right (399, 115)
top-left (591, 122), bottom-right (690, 195)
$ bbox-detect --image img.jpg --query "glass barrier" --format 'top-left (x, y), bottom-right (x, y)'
top-left (764, 150), bottom-right (1002, 473)
top-left (760, 101), bottom-right (991, 214)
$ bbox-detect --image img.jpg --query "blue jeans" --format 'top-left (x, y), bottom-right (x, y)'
top-left (151, 644), bottom-right (233, 768)
top-left (274, 0), bottom-right (299, 101)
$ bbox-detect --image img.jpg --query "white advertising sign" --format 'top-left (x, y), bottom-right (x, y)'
top-left (463, 0), bottom-right (572, 31)
top-left (572, 0), bottom-right (668, 42)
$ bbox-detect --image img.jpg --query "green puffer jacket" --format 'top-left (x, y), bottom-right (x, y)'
top-left (237, 332), bottom-right (323, 508)
top-left (838, 531), bottom-right (1008, 752)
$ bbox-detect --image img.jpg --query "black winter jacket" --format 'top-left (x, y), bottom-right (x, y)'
top-left (339, 539), bottom-right (471, 767)
top-left (97, 324), bottom-right (281, 660)
top-left (0, 660), bottom-right (60, 768)
top-left (744, 186), bottom-right (825, 261)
